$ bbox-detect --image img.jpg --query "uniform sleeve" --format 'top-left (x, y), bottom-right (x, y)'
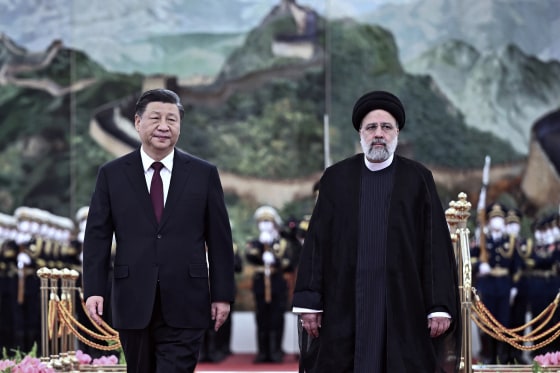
top-left (82, 166), bottom-right (115, 299)
top-left (204, 166), bottom-right (235, 303)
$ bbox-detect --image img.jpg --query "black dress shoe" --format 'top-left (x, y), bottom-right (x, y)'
top-left (207, 351), bottom-right (226, 363)
top-left (253, 353), bottom-right (269, 363)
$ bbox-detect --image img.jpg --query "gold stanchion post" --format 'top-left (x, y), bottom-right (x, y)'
top-left (37, 267), bottom-right (51, 364)
top-left (67, 269), bottom-right (80, 369)
top-left (49, 268), bottom-right (63, 371)
top-left (447, 193), bottom-right (472, 373)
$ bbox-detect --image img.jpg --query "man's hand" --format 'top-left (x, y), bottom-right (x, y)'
top-left (428, 316), bottom-right (451, 338)
top-left (262, 251), bottom-right (275, 265)
top-left (85, 296), bottom-right (104, 325)
top-left (211, 302), bottom-right (231, 331)
top-left (300, 312), bottom-right (322, 338)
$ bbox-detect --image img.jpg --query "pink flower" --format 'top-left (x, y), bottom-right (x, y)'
top-left (92, 354), bottom-right (118, 365)
top-left (0, 359), bottom-right (16, 369)
top-left (0, 349), bottom-right (119, 372)
top-left (8, 356), bottom-right (55, 373)
top-left (75, 349), bottom-right (92, 364)
top-left (534, 350), bottom-right (560, 366)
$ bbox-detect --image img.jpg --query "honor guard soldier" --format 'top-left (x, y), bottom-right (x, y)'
top-left (474, 203), bottom-right (520, 364)
top-left (527, 214), bottom-right (560, 357)
top-left (505, 208), bottom-right (530, 364)
top-left (13, 206), bottom-right (42, 353)
top-left (246, 206), bottom-right (296, 363)
top-left (75, 206), bottom-right (89, 252)
top-left (33, 209), bottom-right (53, 270)
top-left (0, 212), bottom-right (19, 353)
top-left (35, 210), bottom-right (73, 270)
top-left (56, 215), bottom-right (80, 272)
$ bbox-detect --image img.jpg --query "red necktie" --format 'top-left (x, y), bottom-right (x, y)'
top-left (150, 162), bottom-right (164, 223)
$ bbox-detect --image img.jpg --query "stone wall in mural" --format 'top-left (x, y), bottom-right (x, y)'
top-left (1, 0), bottom-right (559, 309)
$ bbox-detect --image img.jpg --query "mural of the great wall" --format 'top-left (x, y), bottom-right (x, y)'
top-left (1, 0), bottom-right (559, 242)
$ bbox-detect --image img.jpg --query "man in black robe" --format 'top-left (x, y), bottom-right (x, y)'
top-left (292, 90), bottom-right (461, 372)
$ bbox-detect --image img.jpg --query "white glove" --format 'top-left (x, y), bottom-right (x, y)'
top-left (479, 262), bottom-right (491, 276)
top-left (510, 287), bottom-right (518, 305)
top-left (259, 231), bottom-right (274, 245)
top-left (262, 251), bottom-right (275, 265)
top-left (77, 231), bottom-right (85, 243)
top-left (17, 252), bottom-right (31, 267)
top-left (15, 232), bottom-right (31, 245)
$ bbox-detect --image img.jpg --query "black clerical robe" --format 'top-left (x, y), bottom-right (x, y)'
top-left (293, 154), bottom-right (461, 373)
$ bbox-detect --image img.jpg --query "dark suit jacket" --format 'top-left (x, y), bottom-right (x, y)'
top-left (83, 148), bottom-right (235, 329)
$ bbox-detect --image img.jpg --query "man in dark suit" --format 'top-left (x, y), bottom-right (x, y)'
top-left (83, 89), bottom-right (235, 373)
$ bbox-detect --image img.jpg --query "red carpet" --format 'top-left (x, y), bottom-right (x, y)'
top-left (196, 353), bottom-right (299, 372)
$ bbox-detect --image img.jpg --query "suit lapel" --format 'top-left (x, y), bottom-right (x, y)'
top-left (123, 150), bottom-right (160, 226)
top-left (160, 149), bottom-right (192, 226)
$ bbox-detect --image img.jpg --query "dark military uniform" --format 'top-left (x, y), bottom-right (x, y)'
top-left (246, 206), bottom-right (297, 363)
top-left (246, 236), bottom-right (295, 363)
top-left (473, 203), bottom-right (520, 364)
top-left (526, 215), bottom-right (560, 357)
top-left (0, 222), bottom-right (19, 354)
top-left (505, 208), bottom-right (531, 364)
top-left (13, 207), bottom-right (42, 354)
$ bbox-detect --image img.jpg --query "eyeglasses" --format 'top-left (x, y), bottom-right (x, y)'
top-left (360, 123), bottom-right (396, 134)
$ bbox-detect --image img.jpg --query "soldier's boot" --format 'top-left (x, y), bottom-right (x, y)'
top-left (487, 337), bottom-right (498, 364)
top-left (479, 333), bottom-right (494, 364)
top-left (253, 332), bottom-right (269, 363)
top-left (508, 344), bottom-right (528, 364)
top-left (14, 330), bottom-right (25, 353)
top-left (25, 330), bottom-right (40, 355)
top-left (268, 331), bottom-right (284, 363)
top-left (497, 341), bottom-right (512, 365)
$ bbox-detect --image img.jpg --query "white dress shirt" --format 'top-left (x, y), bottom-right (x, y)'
top-left (140, 147), bottom-right (174, 206)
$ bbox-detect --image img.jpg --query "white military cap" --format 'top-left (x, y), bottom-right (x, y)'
top-left (254, 205), bottom-right (282, 226)
top-left (75, 206), bottom-right (89, 222)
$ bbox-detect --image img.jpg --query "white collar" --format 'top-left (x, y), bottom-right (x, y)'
top-left (363, 153), bottom-right (394, 172)
top-left (140, 147), bottom-right (174, 172)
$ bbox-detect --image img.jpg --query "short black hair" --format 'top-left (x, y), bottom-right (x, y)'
top-left (135, 89), bottom-right (185, 119)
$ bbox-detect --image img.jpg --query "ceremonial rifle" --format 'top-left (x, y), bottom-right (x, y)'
top-left (477, 155), bottom-right (491, 263)
top-left (263, 243), bottom-right (272, 303)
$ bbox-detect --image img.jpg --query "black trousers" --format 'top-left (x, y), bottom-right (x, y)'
top-left (117, 287), bottom-right (205, 373)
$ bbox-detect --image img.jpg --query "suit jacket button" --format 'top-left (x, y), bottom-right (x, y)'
top-left (157, 234), bottom-right (162, 239)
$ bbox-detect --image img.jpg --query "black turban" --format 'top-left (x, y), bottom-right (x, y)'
top-left (351, 90), bottom-right (406, 131)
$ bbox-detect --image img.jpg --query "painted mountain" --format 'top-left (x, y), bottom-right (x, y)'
top-left (362, 0), bottom-right (560, 63)
top-left (407, 40), bottom-right (560, 154)
top-left (0, 0), bottom-right (559, 223)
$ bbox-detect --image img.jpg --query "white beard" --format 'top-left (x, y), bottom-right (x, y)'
top-left (360, 134), bottom-right (398, 162)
